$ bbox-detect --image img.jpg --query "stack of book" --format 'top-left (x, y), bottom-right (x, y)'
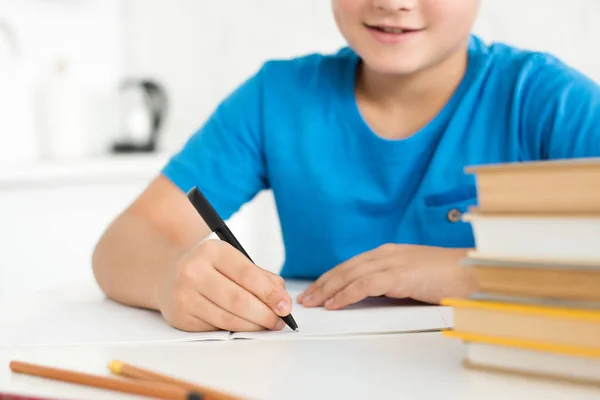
top-left (442, 158), bottom-right (600, 386)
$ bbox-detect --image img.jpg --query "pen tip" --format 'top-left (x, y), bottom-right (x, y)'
top-left (294, 328), bottom-right (299, 332)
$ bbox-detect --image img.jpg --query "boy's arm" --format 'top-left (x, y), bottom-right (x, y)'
top-left (92, 174), bottom-right (210, 310)
top-left (92, 64), bottom-right (292, 332)
top-left (93, 62), bottom-right (269, 311)
top-left (296, 56), bottom-right (600, 310)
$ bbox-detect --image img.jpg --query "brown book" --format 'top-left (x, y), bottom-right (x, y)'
top-left (441, 298), bottom-right (600, 350)
top-left (463, 254), bottom-right (600, 302)
top-left (464, 158), bottom-right (600, 213)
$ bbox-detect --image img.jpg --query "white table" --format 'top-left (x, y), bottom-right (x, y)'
top-left (1, 283), bottom-right (599, 400)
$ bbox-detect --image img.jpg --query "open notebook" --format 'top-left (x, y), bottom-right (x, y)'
top-left (3, 281), bottom-right (451, 347)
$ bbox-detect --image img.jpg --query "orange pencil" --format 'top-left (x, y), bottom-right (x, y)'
top-left (108, 360), bottom-right (244, 400)
top-left (10, 361), bottom-right (202, 400)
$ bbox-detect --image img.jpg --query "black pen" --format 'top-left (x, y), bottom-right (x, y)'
top-left (186, 186), bottom-right (299, 332)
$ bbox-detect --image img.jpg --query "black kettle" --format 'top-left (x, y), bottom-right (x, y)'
top-left (112, 78), bottom-right (168, 153)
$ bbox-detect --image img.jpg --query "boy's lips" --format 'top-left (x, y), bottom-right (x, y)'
top-left (364, 23), bottom-right (425, 44)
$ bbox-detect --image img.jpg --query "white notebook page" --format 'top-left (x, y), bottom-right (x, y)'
top-left (4, 281), bottom-right (450, 347)
top-left (233, 281), bottom-right (449, 339)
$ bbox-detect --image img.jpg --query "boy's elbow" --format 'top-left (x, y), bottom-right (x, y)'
top-left (91, 222), bottom-right (117, 297)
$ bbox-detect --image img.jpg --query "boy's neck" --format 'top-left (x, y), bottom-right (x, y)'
top-left (355, 42), bottom-right (469, 140)
top-left (357, 44), bottom-right (469, 108)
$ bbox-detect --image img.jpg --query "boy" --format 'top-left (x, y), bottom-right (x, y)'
top-left (92, 0), bottom-right (600, 333)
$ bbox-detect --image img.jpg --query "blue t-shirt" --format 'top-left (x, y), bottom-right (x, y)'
top-left (162, 35), bottom-right (600, 279)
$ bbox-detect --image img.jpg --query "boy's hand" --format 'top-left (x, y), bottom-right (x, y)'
top-left (156, 240), bottom-right (291, 332)
top-left (297, 244), bottom-right (476, 310)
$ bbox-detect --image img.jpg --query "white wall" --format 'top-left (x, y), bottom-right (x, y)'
top-left (0, 0), bottom-right (122, 163)
top-left (474, 0), bottom-right (600, 82)
top-left (2, 0), bottom-right (599, 160)
top-left (119, 0), bottom-right (346, 152)
top-left (120, 0), bottom-right (600, 152)
top-left (2, 0), bottom-right (598, 158)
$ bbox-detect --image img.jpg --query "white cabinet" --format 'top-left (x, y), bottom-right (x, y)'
top-left (0, 156), bottom-right (163, 298)
top-left (0, 155), bottom-right (284, 299)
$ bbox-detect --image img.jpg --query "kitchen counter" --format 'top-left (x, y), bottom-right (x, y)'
top-left (0, 153), bottom-right (169, 189)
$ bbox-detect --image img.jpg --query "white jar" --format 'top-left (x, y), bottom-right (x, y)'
top-left (0, 19), bottom-right (38, 166)
top-left (36, 58), bottom-right (92, 161)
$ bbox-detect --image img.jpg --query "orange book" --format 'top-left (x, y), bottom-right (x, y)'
top-left (441, 298), bottom-right (600, 350)
top-left (462, 254), bottom-right (600, 302)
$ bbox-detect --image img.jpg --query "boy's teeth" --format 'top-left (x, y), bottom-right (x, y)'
top-left (379, 27), bottom-right (404, 34)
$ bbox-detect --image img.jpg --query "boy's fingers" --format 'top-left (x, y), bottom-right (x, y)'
top-left (167, 306), bottom-right (218, 333)
top-left (188, 292), bottom-right (267, 332)
top-left (298, 266), bottom-right (340, 303)
top-left (300, 270), bottom-right (349, 307)
top-left (214, 244), bottom-right (292, 317)
top-left (264, 270), bottom-right (286, 289)
top-left (301, 259), bottom-right (387, 307)
top-left (299, 250), bottom-right (374, 302)
top-left (199, 268), bottom-right (283, 330)
top-left (324, 272), bottom-right (391, 310)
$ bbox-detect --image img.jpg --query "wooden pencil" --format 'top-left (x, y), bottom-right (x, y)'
top-left (0, 393), bottom-right (62, 400)
top-left (108, 360), bottom-right (243, 400)
top-left (9, 361), bottom-right (202, 400)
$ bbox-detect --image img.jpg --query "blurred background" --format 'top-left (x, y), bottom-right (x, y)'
top-left (0, 0), bottom-right (599, 299)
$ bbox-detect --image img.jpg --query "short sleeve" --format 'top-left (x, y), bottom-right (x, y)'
top-left (161, 66), bottom-right (268, 221)
top-left (520, 55), bottom-right (600, 159)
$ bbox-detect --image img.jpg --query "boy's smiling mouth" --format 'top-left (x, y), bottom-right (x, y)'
top-left (364, 23), bottom-right (425, 43)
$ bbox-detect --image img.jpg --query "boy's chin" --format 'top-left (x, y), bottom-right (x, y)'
top-left (362, 56), bottom-right (429, 77)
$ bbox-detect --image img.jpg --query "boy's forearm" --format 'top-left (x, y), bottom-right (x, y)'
top-left (91, 212), bottom-right (188, 311)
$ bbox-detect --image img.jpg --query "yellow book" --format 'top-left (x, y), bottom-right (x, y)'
top-left (441, 298), bottom-right (600, 349)
top-left (443, 330), bottom-right (600, 358)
